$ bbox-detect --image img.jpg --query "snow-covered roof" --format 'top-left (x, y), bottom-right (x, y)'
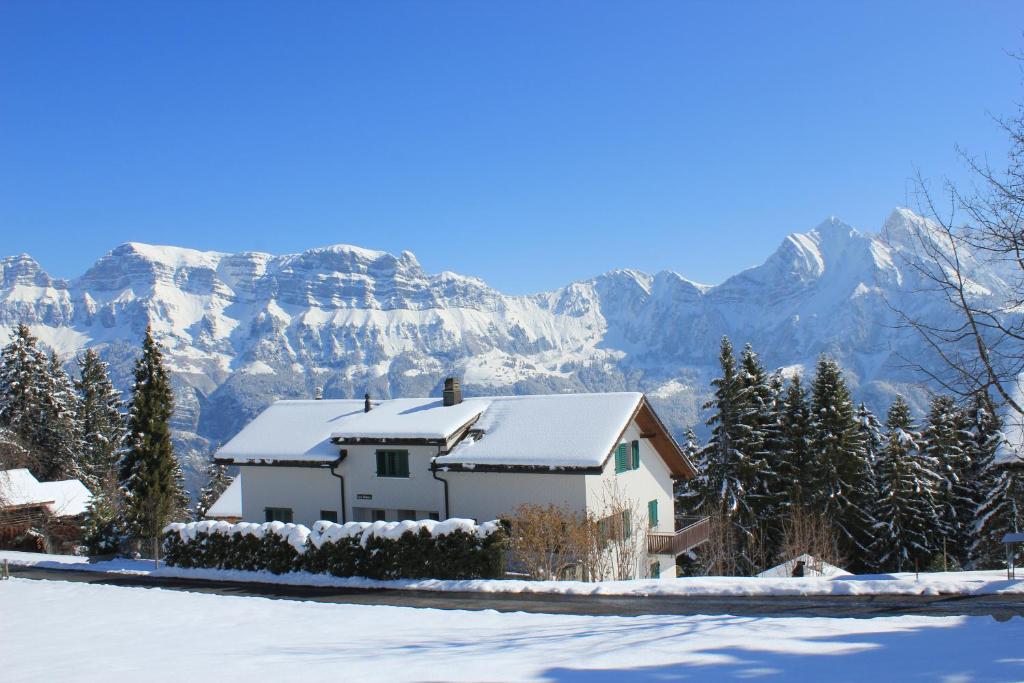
top-left (436, 392), bottom-right (643, 469)
top-left (205, 474), bottom-right (242, 519)
top-left (216, 391), bottom-right (692, 474)
top-left (216, 400), bottom-right (363, 464)
top-left (0, 469), bottom-right (92, 517)
top-left (756, 554), bottom-right (850, 579)
top-left (329, 398), bottom-right (489, 441)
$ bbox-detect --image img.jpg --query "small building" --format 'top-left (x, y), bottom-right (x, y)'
top-left (205, 473), bottom-right (243, 523)
top-left (0, 468), bottom-right (92, 553)
top-left (756, 553), bottom-right (850, 579)
top-left (214, 381), bottom-right (705, 579)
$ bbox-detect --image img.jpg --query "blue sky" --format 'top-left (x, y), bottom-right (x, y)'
top-left (1, 2), bottom-right (1022, 294)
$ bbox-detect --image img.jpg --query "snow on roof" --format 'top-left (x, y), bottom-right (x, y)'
top-left (756, 554), bottom-right (850, 579)
top-left (0, 469), bottom-right (92, 517)
top-left (436, 392), bottom-right (643, 469)
top-left (205, 474), bottom-right (242, 519)
top-left (329, 398), bottom-right (488, 441)
top-left (216, 400), bottom-right (364, 463)
top-left (217, 392), bottom-right (647, 468)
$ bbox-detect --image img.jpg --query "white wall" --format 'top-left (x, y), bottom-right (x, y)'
top-left (338, 444), bottom-right (445, 521)
top-left (444, 471), bottom-right (587, 522)
top-left (584, 419), bottom-right (678, 579)
top-left (238, 445), bottom-right (448, 525)
top-left (240, 465), bottom-right (342, 527)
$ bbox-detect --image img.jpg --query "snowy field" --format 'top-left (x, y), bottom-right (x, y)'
top-left (3, 549), bottom-right (1023, 598)
top-left (4, 578), bottom-right (1024, 682)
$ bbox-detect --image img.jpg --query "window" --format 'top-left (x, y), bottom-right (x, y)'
top-left (398, 509), bottom-right (417, 521)
top-left (320, 510), bottom-right (338, 523)
top-left (614, 443), bottom-right (629, 473)
top-left (376, 450), bottom-right (410, 478)
top-left (650, 561), bottom-right (661, 579)
top-left (648, 499), bottom-right (659, 528)
top-left (631, 440), bottom-right (641, 470)
top-left (371, 509), bottom-right (387, 522)
top-left (264, 507), bottom-right (293, 523)
top-left (428, 512), bottom-right (440, 521)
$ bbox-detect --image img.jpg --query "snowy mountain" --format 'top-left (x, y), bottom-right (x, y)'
top-left (0, 208), bottom-right (1005, 492)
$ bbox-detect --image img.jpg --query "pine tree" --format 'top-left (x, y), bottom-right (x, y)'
top-left (777, 374), bottom-right (815, 509)
top-left (808, 355), bottom-right (875, 567)
top-left (872, 396), bottom-right (941, 572)
top-left (196, 458), bottom-right (232, 519)
top-left (692, 337), bottom-right (744, 516)
top-left (736, 345), bottom-right (777, 519)
top-left (968, 393), bottom-right (1024, 567)
top-left (675, 428), bottom-right (703, 517)
top-left (121, 327), bottom-right (188, 553)
top-left (922, 395), bottom-right (973, 567)
top-left (34, 352), bottom-right (84, 481)
top-left (75, 349), bottom-right (127, 490)
top-left (688, 337), bottom-right (763, 573)
top-left (81, 480), bottom-right (123, 555)
top-left (0, 324), bottom-right (48, 469)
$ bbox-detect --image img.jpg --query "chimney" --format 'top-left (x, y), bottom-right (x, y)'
top-left (443, 377), bottom-right (462, 407)
top-left (364, 392), bottom-right (372, 413)
top-left (315, 387), bottom-right (323, 400)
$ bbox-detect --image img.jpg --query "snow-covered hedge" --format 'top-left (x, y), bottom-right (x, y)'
top-left (161, 519), bottom-right (508, 579)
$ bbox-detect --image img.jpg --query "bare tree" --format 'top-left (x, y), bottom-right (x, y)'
top-left (892, 84), bottom-right (1024, 440)
top-left (775, 508), bottom-right (846, 574)
top-left (505, 504), bottom-right (590, 581)
top-left (593, 481), bottom-right (649, 581)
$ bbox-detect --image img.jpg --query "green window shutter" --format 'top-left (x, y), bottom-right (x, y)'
top-left (631, 440), bottom-right (640, 470)
top-left (648, 499), bottom-right (659, 528)
top-left (615, 443), bottom-right (628, 473)
top-left (397, 451), bottom-right (409, 477)
top-left (650, 561), bottom-right (661, 579)
top-left (622, 510), bottom-right (632, 539)
top-left (376, 451), bottom-right (386, 477)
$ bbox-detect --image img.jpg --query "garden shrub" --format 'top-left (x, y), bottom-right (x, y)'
top-left (162, 518), bottom-right (506, 580)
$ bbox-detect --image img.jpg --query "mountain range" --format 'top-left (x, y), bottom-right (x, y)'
top-left (0, 208), bottom-right (1003, 493)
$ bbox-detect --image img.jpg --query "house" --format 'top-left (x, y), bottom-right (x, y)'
top-left (0, 468), bottom-right (93, 552)
top-left (213, 379), bottom-right (705, 578)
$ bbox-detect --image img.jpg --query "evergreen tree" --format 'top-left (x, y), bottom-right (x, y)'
top-left (0, 326), bottom-right (83, 481)
top-left (873, 396), bottom-right (941, 571)
top-left (75, 349), bottom-right (127, 490)
top-left (777, 374), bottom-right (815, 508)
top-left (736, 344), bottom-right (777, 521)
top-left (690, 337), bottom-right (767, 574)
top-left (196, 458), bottom-right (232, 519)
top-left (121, 327), bottom-right (188, 553)
top-left (35, 352), bottom-right (84, 481)
top-left (675, 428), bottom-right (703, 516)
top-left (968, 393), bottom-right (1024, 567)
top-left (80, 482), bottom-right (123, 555)
top-left (808, 355), bottom-right (875, 567)
top-left (692, 337), bottom-right (745, 516)
top-left (0, 324), bottom-right (48, 467)
top-left (922, 395), bottom-right (973, 566)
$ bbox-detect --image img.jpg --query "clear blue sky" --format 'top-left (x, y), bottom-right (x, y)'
top-left (1, 2), bottom-right (1022, 294)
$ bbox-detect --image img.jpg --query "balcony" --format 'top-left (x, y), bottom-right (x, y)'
top-left (647, 516), bottom-right (710, 556)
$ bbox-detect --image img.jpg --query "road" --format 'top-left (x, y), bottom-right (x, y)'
top-left (8, 564), bottom-right (1024, 620)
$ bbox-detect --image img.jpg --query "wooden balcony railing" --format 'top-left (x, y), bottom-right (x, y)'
top-left (647, 516), bottom-right (710, 556)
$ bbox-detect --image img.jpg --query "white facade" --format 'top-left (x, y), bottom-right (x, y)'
top-left (219, 391), bottom-right (694, 580)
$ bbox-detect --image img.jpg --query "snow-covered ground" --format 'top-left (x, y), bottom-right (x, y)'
top-left (4, 577), bottom-right (1024, 682)
top-left (3, 549), bottom-right (1023, 597)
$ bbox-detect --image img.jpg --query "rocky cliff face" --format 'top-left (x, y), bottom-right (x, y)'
top-left (0, 208), bottom-right (1002, 493)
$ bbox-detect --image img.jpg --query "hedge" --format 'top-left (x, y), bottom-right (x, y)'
top-left (161, 518), bottom-right (507, 580)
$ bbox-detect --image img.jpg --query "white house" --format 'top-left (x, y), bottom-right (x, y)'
top-left (212, 379), bottom-right (703, 578)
